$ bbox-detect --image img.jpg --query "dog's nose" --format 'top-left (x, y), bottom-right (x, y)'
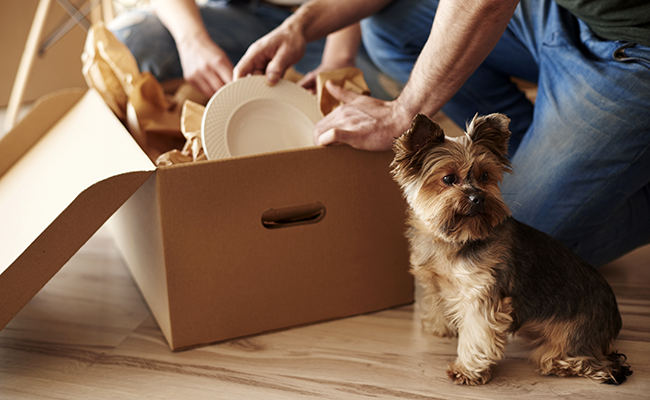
top-left (468, 192), bottom-right (485, 206)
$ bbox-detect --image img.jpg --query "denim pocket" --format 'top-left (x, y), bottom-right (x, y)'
top-left (578, 20), bottom-right (650, 69)
top-left (612, 42), bottom-right (650, 69)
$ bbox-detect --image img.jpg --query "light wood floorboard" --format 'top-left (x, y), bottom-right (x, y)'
top-left (1, 225), bottom-right (649, 399)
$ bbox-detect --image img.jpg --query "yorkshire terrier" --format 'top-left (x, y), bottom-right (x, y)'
top-left (390, 113), bottom-right (632, 385)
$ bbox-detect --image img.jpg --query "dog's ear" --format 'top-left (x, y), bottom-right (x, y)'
top-left (391, 114), bottom-right (446, 181)
top-left (394, 113), bottom-right (445, 154)
top-left (466, 113), bottom-right (511, 163)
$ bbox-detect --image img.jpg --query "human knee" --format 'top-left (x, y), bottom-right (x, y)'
top-left (107, 11), bottom-right (180, 80)
top-left (359, 16), bottom-right (397, 66)
top-left (360, 0), bottom-right (435, 84)
top-left (108, 10), bottom-right (166, 48)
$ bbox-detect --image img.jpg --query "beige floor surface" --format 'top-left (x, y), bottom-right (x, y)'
top-left (1, 223), bottom-right (648, 399)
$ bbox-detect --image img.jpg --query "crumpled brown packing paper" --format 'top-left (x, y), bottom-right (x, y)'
top-left (81, 21), bottom-right (140, 121)
top-left (156, 100), bottom-right (207, 166)
top-left (82, 22), bottom-right (207, 160)
top-left (125, 72), bottom-right (186, 159)
top-left (316, 67), bottom-right (370, 116)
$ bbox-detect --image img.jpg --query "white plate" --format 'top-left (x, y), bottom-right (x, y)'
top-left (201, 76), bottom-right (322, 160)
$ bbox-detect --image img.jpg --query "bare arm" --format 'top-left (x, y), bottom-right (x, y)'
top-left (396, 0), bottom-right (519, 119)
top-left (314, 0), bottom-right (520, 150)
top-left (297, 23), bottom-right (362, 93)
top-left (233, 0), bottom-right (392, 84)
top-left (154, 0), bottom-right (233, 96)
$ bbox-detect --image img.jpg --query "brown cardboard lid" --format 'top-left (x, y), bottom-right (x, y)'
top-left (0, 89), bottom-right (154, 331)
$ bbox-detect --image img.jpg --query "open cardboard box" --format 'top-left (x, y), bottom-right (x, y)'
top-left (0, 88), bottom-right (414, 351)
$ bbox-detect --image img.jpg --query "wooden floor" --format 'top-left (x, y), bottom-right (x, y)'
top-left (1, 224), bottom-right (648, 399)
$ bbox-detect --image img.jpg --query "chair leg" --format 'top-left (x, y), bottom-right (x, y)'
top-left (4, 0), bottom-right (54, 132)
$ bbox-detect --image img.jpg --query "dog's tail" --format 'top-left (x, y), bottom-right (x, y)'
top-left (603, 351), bottom-right (633, 385)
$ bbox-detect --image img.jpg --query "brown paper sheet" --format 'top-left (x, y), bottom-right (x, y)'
top-left (82, 22), bottom-right (207, 161)
top-left (81, 21), bottom-right (140, 121)
top-left (156, 101), bottom-right (207, 166)
top-left (316, 67), bottom-right (370, 116)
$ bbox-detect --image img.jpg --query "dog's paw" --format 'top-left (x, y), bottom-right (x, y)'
top-left (446, 362), bottom-right (491, 385)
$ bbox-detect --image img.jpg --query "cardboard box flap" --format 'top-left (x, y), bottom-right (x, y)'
top-left (0, 89), bottom-right (86, 177)
top-left (0, 89), bottom-right (154, 330)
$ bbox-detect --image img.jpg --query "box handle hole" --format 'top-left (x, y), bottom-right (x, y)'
top-left (261, 201), bottom-right (326, 229)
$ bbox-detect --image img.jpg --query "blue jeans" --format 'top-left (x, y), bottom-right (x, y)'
top-left (108, 0), bottom-right (395, 100)
top-left (362, 0), bottom-right (650, 267)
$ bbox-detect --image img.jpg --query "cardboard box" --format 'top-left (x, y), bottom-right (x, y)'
top-left (0, 88), bottom-right (414, 350)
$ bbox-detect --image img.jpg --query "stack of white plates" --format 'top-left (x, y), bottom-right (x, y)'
top-left (201, 76), bottom-right (322, 160)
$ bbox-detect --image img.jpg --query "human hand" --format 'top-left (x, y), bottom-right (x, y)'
top-left (297, 61), bottom-right (354, 94)
top-left (177, 35), bottom-right (234, 97)
top-left (297, 23), bottom-right (359, 93)
top-left (296, 44), bottom-right (357, 94)
top-left (297, 68), bottom-right (324, 94)
top-left (233, 24), bottom-right (307, 86)
top-left (314, 80), bottom-right (414, 151)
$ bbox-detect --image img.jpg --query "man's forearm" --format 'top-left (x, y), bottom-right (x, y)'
top-left (287, 0), bottom-right (393, 43)
top-left (154, 0), bottom-right (209, 45)
top-left (321, 24), bottom-right (362, 68)
top-left (397, 0), bottom-right (519, 118)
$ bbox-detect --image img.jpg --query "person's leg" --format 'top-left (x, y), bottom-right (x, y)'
top-left (501, 0), bottom-right (650, 266)
top-left (355, 46), bottom-right (399, 101)
top-left (361, 0), bottom-right (540, 154)
top-left (108, 7), bottom-right (181, 81)
top-left (360, 0), bottom-right (434, 85)
top-left (108, 0), bottom-right (322, 82)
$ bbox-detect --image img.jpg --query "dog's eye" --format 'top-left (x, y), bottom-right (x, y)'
top-left (442, 175), bottom-right (457, 185)
top-left (480, 172), bottom-right (489, 183)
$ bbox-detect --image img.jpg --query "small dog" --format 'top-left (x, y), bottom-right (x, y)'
top-left (390, 113), bottom-right (632, 385)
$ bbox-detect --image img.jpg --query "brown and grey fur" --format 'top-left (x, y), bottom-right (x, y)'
top-left (390, 113), bottom-right (632, 385)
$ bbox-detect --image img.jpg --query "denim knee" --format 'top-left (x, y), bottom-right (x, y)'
top-left (361, 0), bottom-right (435, 84)
top-left (108, 10), bottom-right (182, 81)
